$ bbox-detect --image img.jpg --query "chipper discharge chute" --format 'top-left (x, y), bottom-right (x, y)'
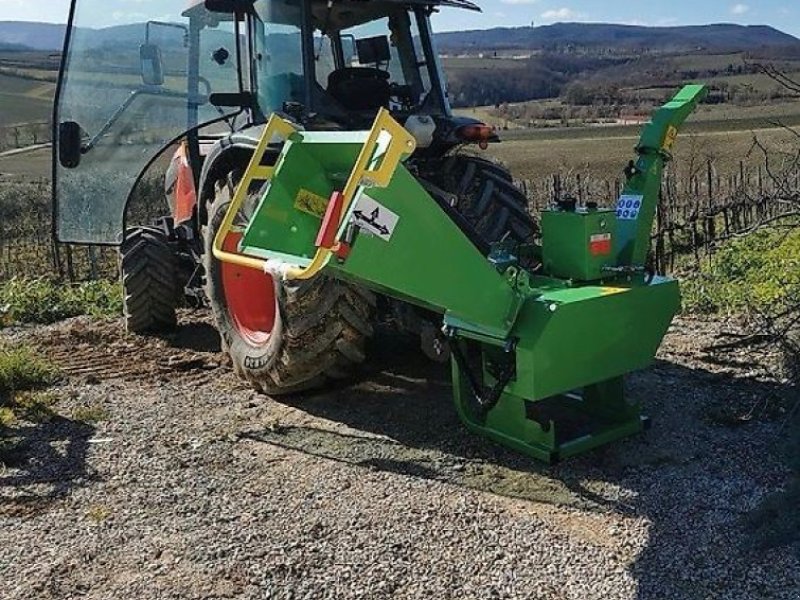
top-left (214, 84), bottom-right (708, 463)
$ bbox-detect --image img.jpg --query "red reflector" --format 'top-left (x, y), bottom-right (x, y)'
top-left (589, 233), bottom-right (612, 256)
top-left (316, 191), bottom-right (344, 249)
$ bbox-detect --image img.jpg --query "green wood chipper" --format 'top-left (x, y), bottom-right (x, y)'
top-left (212, 84), bottom-right (707, 462)
top-left (52, 0), bottom-right (706, 462)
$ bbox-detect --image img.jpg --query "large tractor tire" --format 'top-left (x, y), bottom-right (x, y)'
top-left (119, 226), bottom-right (181, 333)
top-left (423, 154), bottom-right (537, 246)
top-left (204, 176), bottom-right (375, 395)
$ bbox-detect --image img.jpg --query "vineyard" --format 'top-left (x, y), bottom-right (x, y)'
top-left (1, 154), bottom-right (798, 285)
top-left (0, 174), bottom-right (163, 283)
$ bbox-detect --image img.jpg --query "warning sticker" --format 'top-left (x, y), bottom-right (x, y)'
top-left (352, 193), bottom-right (399, 242)
top-left (662, 125), bottom-right (679, 151)
top-left (616, 194), bottom-right (644, 221)
top-left (294, 188), bottom-right (329, 218)
top-left (589, 232), bottom-right (612, 256)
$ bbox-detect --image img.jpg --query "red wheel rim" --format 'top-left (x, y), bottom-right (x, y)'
top-left (220, 231), bottom-right (277, 346)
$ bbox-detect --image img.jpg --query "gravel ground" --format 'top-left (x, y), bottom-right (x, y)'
top-left (1, 311), bottom-right (798, 599)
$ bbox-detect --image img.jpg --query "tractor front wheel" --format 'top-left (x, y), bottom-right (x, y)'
top-left (204, 177), bottom-right (375, 395)
top-left (119, 226), bottom-right (181, 333)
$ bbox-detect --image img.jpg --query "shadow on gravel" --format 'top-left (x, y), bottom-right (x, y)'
top-left (0, 416), bottom-right (95, 516)
top-left (160, 320), bottom-right (222, 353)
top-left (244, 332), bottom-right (798, 598)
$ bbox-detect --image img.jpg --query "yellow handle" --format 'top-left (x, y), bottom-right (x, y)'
top-left (284, 109), bottom-right (416, 280)
top-left (361, 110), bottom-right (417, 188)
top-left (211, 113), bottom-right (299, 272)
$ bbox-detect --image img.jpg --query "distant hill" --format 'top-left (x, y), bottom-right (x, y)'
top-left (0, 22), bottom-right (66, 51)
top-left (436, 23), bottom-right (800, 54)
top-left (4, 19), bottom-right (800, 55)
top-left (0, 21), bottom-right (188, 52)
top-left (0, 41), bottom-right (34, 52)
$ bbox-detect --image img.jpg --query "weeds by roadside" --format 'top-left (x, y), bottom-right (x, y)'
top-left (0, 277), bottom-right (122, 326)
top-left (679, 225), bottom-right (800, 557)
top-left (0, 345), bottom-right (60, 463)
top-left (72, 404), bottom-right (108, 424)
top-left (0, 345), bottom-right (59, 396)
top-left (681, 227), bottom-right (800, 315)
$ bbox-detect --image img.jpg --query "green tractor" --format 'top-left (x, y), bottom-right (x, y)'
top-left (54, 0), bottom-right (706, 461)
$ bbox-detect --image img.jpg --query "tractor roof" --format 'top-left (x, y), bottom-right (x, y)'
top-left (186, 0), bottom-right (479, 32)
top-left (392, 0), bottom-right (480, 10)
top-left (186, 0), bottom-right (479, 10)
top-left (309, 0), bottom-right (479, 31)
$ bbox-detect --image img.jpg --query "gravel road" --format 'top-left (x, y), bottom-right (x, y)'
top-left (1, 312), bottom-right (798, 599)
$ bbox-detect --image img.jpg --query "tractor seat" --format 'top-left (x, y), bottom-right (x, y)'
top-left (327, 67), bottom-right (390, 111)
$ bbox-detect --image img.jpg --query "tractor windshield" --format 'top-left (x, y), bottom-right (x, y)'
top-left (55, 0), bottom-right (242, 244)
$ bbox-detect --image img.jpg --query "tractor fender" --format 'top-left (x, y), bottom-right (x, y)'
top-left (196, 125), bottom-right (266, 227)
top-left (165, 142), bottom-right (198, 226)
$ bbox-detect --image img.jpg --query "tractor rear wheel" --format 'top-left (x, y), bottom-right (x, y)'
top-left (204, 176), bottom-right (375, 395)
top-left (119, 226), bottom-right (181, 333)
top-left (422, 154), bottom-right (537, 246)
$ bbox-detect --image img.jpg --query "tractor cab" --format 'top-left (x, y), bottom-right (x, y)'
top-left (248, 0), bottom-right (455, 125)
top-left (53, 0), bottom-right (482, 245)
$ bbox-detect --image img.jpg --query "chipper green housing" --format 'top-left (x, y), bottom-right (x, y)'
top-left (213, 85), bottom-right (707, 462)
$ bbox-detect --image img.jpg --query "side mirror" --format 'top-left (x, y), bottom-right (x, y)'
top-left (340, 34), bottom-right (357, 65)
top-left (356, 36), bottom-right (391, 66)
top-left (58, 121), bottom-right (83, 169)
top-left (140, 44), bottom-right (164, 86)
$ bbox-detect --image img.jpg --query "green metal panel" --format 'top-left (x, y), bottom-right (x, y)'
top-left (240, 131), bottom-right (366, 263)
top-left (508, 276), bottom-right (680, 401)
top-left (452, 363), bottom-right (647, 462)
top-left (329, 166), bottom-right (520, 338)
top-left (240, 130), bottom-right (520, 338)
top-left (541, 208), bottom-right (617, 280)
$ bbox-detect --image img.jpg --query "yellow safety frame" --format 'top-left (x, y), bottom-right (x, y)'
top-left (212, 108), bottom-right (417, 280)
top-left (211, 113), bottom-right (299, 271)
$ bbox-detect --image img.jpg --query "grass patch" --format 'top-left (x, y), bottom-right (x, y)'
top-left (0, 277), bottom-right (122, 326)
top-left (72, 404), bottom-right (108, 424)
top-left (6, 390), bottom-right (57, 423)
top-left (86, 504), bottom-right (111, 522)
top-left (682, 227), bottom-right (800, 315)
top-left (0, 347), bottom-right (59, 423)
top-left (0, 345), bottom-right (59, 397)
top-left (0, 346), bottom-right (60, 463)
